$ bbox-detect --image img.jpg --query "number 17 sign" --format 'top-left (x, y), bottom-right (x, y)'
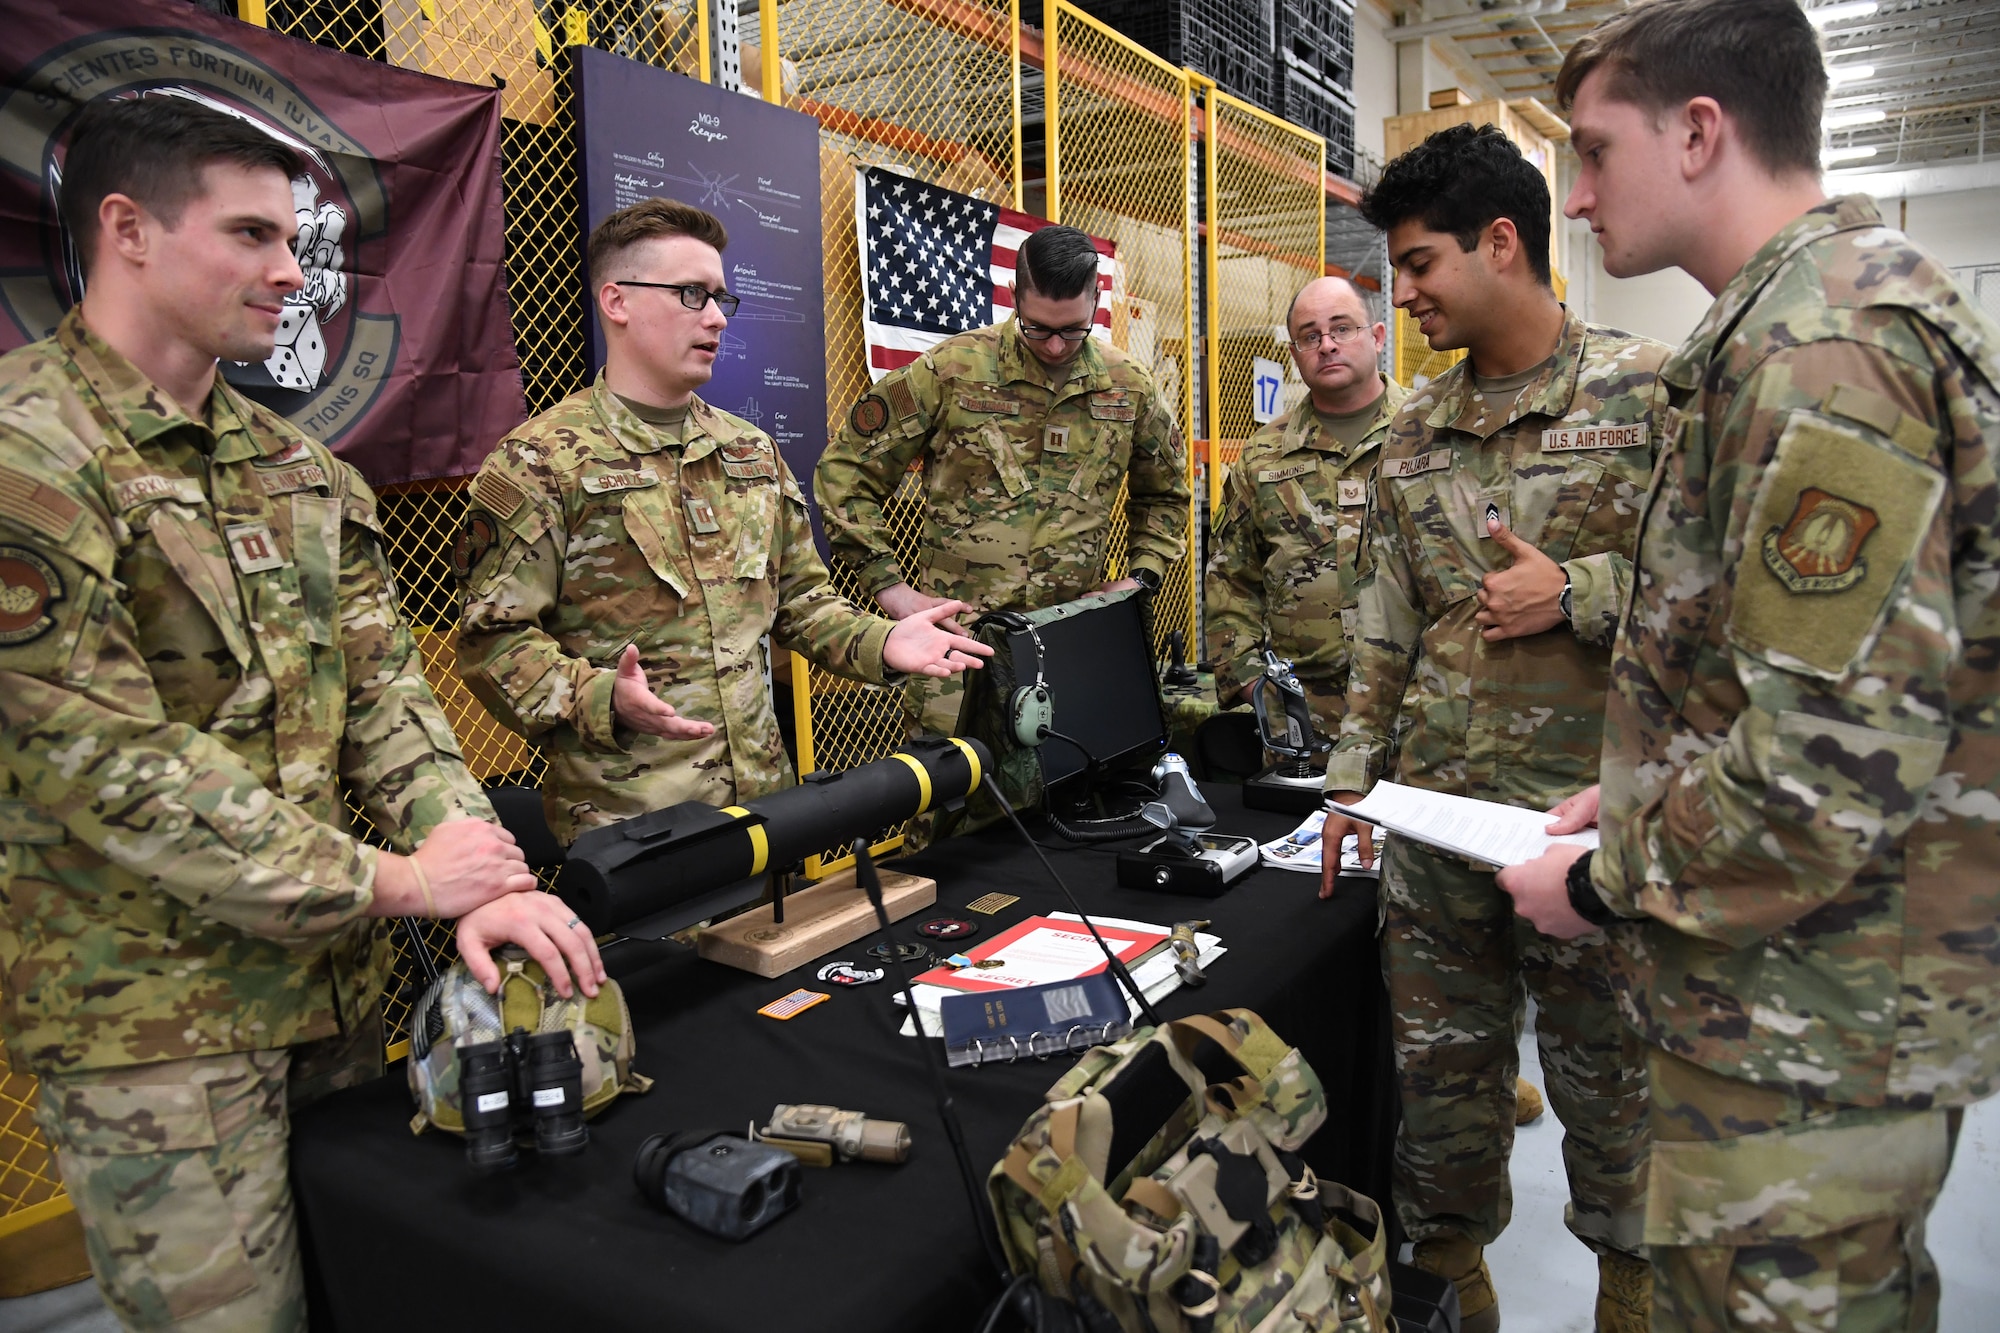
top-left (1251, 356), bottom-right (1285, 425)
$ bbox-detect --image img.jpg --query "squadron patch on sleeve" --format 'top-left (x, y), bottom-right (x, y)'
top-left (0, 545), bottom-right (63, 645)
top-left (1762, 487), bottom-right (1879, 593)
top-left (455, 508), bottom-right (500, 580)
top-left (850, 394), bottom-right (891, 436)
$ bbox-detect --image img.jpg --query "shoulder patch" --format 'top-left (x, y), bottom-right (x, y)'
top-left (1729, 413), bottom-right (1946, 678)
top-left (454, 507), bottom-right (500, 580)
top-left (886, 377), bottom-right (921, 422)
top-left (473, 468), bottom-right (527, 518)
top-left (850, 394), bottom-right (890, 435)
top-left (0, 467), bottom-right (83, 541)
top-left (0, 544), bottom-right (63, 645)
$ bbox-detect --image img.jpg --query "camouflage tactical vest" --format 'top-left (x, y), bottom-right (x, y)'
top-left (989, 1009), bottom-right (1390, 1332)
top-left (406, 949), bottom-right (650, 1135)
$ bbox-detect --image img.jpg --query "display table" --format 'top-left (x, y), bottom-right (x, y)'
top-left (289, 787), bottom-right (1394, 1331)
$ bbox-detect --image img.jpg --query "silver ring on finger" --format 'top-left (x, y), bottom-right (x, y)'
top-left (565, 917), bottom-right (582, 929)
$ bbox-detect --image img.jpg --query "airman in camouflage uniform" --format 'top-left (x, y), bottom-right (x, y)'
top-left (1498, 8), bottom-right (2000, 1324)
top-left (1318, 123), bottom-right (1668, 1333)
top-left (460, 385), bottom-right (914, 840)
top-left (1, 99), bottom-right (588, 1332)
top-left (460, 197), bottom-right (984, 843)
top-left (1205, 275), bottom-right (1410, 735)
top-left (816, 225), bottom-right (1189, 734)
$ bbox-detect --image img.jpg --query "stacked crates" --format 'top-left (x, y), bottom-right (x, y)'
top-left (1277, 0), bottom-right (1356, 176)
top-left (1070, 0), bottom-right (1279, 112)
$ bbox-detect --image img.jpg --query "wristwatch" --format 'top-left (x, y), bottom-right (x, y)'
top-left (1130, 566), bottom-right (1162, 596)
top-left (1564, 850), bottom-right (1619, 928)
top-left (1558, 570), bottom-right (1574, 624)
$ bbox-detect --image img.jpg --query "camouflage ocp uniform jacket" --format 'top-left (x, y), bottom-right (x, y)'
top-left (1205, 378), bottom-right (1410, 735)
top-left (1589, 196), bottom-right (2000, 1111)
top-left (0, 310), bottom-right (490, 1075)
top-left (815, 320), bottom-right (1190, 611)
top-left (458, 378), bottom-right (898, 842)
top-left (1325, 309), bottom-right (1669, 807)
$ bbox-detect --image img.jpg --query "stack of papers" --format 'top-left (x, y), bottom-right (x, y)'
top-left (896, 913), bottom-right (1223, 1038)
top-left (1258, 808), bottom-right (1379, 878)
top-left (1343, 781), bottom-right (1598, 868)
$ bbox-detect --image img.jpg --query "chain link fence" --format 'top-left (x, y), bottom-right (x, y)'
top-left (2, 0), bottom-right (1365, 1246)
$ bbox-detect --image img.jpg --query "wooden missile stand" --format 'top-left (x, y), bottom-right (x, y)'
top-left (695, 865), bottom-right (937, 978)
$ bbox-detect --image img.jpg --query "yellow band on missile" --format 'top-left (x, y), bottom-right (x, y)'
top-left (946, 737), bottom-right (983, 794)
top-left (891, 752), bottom-right (934, 814)
top-left (723, 806), bottom-right (768, 876)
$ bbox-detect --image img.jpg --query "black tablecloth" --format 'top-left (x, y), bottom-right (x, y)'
top-left (290, 788), bottom-right (1394, 1331)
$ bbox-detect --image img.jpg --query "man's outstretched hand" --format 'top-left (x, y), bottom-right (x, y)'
top-left (1317, 792), bottom-right (1376, 900)
top-left (884, 601), bottom-right (994, 678)
top-left (612, 645), bottom-right (716, 739)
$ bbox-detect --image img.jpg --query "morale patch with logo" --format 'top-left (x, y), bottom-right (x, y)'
top-left (455, 508), bottom-right (500, 579)
top-left (1383, 451), bottom-right (1450, 480)
top-left (1761, 487), bottom-right (1880, 593)
top-left (224, 521), bottom-right (288, 574)
top-left (0, 545), bottom-right (62, 645)
top-left (111, 475), bottom-right (204, 511)
top-left (850, 394), bottom-right (890, 436)
top-left (1541, 423), bottom-right (1649, 453)
top-left (256, 463), bottom-right (328, 496)
top-left (1337, 478), bottom-right (1368, 508)
top-left (581, 467), bottom-right (659, 495)
top-left (815, 961), bottom-right (885, 988)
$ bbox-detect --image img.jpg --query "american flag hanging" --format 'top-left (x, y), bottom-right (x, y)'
top-left (855, 166), bottom-right (1115, 381)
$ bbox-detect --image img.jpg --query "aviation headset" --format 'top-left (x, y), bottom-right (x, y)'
top-left (987, 611), bottom-right (1053, 749)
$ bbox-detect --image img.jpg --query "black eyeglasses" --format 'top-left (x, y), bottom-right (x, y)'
top-left (615, 281), bottom-right (741, 317)
top-left (1016, 317), bottom-right (1095, 344)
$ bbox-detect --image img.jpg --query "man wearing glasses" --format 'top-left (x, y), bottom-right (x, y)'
top-left (458, 199), bottom-right (989, 840)
top-left (1205, 275), bottom-right (1406, 735)
top-left (815, 224), bottom-right (1189, 734)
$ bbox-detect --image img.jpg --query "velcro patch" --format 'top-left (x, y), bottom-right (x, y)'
top-left (473, 469), bottom-right (527, 518)
top-left (256, 463), bottom-right (328, 496)
top-left (0, 467), bottom-right (84, 541)
top-left (1729, 413), bottom-right (1945, 678)
top-left (1822, 384), bottom-right (1935, 459)
top-left (958, 394), bottom-right (1021, 416)
top-left (1383, 451), bottom-right (1450, 479)
top-left (1088, 398), bottom-right (1137, 422)
top-left (455, 508), bottom-right (500, 580)
top-left (1338, 478), bottom-right (1368, 507)
top-left (886, 377), bottom-right (921, 422)
top-left (256, 438), bottom-right (313, 467)
top-left (850, 394), bottom-right (890, 435)
top-left (1542, 423), bottom-right (1649, 452)
top-left (1255, 462), bottom-right (1314, 484)
top-left (111, 474), bottom-right (204, 512)
top-left (580, 467), bottom-right (659, 495)
top-left (0, 545), bottom-right (63, 645)
top-left (721, 457), bottom-right (779, 481)
top-left (224, 521), bottom-right (288, 573)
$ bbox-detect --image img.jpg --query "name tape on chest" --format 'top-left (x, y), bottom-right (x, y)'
top-left (581, 467), bottom-right (660, 495)
top-left (112, 474), bottom-right (205, 511)
top-left (225, 520), bottom-right (288, 573)
top-left (256, 463), bottom-right (329, 496)
top-left (1383, 451), bottom-right (1450, 480)
top-left (1541, 423), bottom-right (1649, 453)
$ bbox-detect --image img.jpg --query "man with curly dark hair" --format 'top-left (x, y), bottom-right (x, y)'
top-left (1316, 122), bottom-right (1670, 1333)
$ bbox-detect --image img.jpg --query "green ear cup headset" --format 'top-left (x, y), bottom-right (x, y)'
top-left (992, 612), bottom-right (1053, 749)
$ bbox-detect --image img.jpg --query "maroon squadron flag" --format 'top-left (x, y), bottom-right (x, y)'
top-left (0, 0), bottom-right (525, 487)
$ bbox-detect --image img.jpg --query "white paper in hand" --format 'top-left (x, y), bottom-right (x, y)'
top-left (1343, 781), bottom-right (1598, 868)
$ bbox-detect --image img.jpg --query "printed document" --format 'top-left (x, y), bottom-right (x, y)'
top-left (1343, 781), bottom-right (1598, 868)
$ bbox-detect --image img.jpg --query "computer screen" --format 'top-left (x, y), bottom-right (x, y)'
top-left (1000, 593), bottom-right (1168, 796)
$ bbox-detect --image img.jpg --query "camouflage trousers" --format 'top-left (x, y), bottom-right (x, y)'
top-left (1645, 1046), bottom-right (1957, 1333)
top-left (33, 1011), bottom-right (383, 1332)
top-left (1380, 837), bottom-right (1649, 1255)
